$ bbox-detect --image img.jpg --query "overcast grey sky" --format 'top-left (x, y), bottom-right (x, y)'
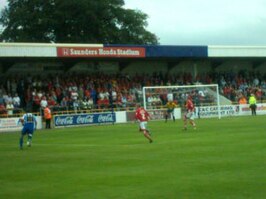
top-left (1, 0), bottom-right (266, 46)
top-left (125, 0), bottom-right (266, 46)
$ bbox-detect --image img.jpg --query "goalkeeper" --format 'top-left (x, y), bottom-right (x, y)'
top-left (165, 100), bottom-right (177, 122)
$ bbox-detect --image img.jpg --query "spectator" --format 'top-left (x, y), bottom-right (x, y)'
top-left (98, 89), bottom-right (105, 101)
top-left (89, 86), bottom-right (97, 105)
top-left (78, 85), bottom-right (84, 100)
top-left (12, 93), bottom-right (21, 108)
top-left (255, 87), bottom-right (263, 103)
top-left (72, 99), bottom-right (80, 113)
top-left (81, 98), bottom-right (88, 110)
top-left (10, 79), bottom-right (18, 95)
top-left (127, 92), bottom-right (135, 107)
top-left (37, 90), bottom-right (43, 99)
top-left (70, 87), bottom-right (79, 102)
top-left (5, 93), bottom-right (13, 104)
top-left (47, 96), bottom-right (57, 107)
top-left (0, 103), bottom-right (6, 116)
top-left (253, 76), bottom-right (259, 86)
top-left (32, 93), bottom-right (41, 113)
top-left (40, 96), bottom-right (48, 109)
top-left (6, 101), bottom-right (14, 115)
top-left (60, 96), bottom-right (70, 110)
top-left (50, 90), bottom-right (58, 104)
top-left (153, 95), bottom-right (162, 106)
top-left (103, 96), bottom-right (110, 108)
top-left (147, 94), bottom-right (153, 108)
top-left (238, 94), bottom-right (247, 104)
top-left (121, 94), bottom-right (127, 108)
top-left (87, 97), bottom-right (94, 109)
top-left (115, 94), bottom-right (122, 108)
top-left (111, 89), bottom-right (117, 102)
top-left (0, 93), bottom-right (5, 105)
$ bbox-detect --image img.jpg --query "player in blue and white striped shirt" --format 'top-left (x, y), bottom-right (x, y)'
top-left (19, 112), bottom-right (37, 150)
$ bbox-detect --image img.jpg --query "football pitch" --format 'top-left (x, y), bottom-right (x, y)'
top-left (0, 116), bottom-right (266, 199)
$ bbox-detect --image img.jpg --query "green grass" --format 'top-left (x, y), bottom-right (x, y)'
top-left (0, 116), bottom-right (266, 199)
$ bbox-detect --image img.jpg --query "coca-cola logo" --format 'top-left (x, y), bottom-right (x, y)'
top-left (76, 115), bottom-right (94, 124)
top-left (55, 116), bottom-right (74, 126)
top-left (98, 114), bottom-right (114, 123)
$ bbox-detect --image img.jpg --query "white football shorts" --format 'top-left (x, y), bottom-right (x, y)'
top-left (185, 111), bottom-right (195, 120)
top-left (139, 121), bottom-right (148, 130)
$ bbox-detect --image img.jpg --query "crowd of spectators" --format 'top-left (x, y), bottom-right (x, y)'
top-left (214, 70), bottom-right (266, 103)
top-left (0, 70), bottom-right (265, 117)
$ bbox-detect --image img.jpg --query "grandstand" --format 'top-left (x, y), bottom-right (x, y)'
top-left (0, 43), bottom-right (266, 120)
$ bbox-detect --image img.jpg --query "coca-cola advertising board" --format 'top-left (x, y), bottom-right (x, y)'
top-left (54, 113), bottom-right (116, 127)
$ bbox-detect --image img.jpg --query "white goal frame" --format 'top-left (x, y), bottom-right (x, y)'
top-left (142, 84), bottom-right (221, 119)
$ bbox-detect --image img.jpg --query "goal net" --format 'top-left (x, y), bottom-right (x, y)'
top-left (142, 84), bottom-right (221, 119)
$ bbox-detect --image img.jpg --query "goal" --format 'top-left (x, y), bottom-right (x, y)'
top-left (142, 84), bottom-right (221, 119)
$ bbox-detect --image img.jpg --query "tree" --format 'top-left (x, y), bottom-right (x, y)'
top-left (0, 0), bottom-right (159, 44)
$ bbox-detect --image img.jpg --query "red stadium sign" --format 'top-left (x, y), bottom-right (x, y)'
top-left (57, 47), bottom-right (146, 58)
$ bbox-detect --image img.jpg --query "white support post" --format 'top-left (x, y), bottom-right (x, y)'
top-left (142, 87), bottom-right (147, 109)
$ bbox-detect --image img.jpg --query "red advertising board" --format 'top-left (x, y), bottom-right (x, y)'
top-left (57, 47), bottom-right (146, 58)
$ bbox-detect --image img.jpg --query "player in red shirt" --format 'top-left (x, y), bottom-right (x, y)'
top-left (135, 104), bottom-right (153, 143)
top-left (183, 96), bottom-right (196, 130)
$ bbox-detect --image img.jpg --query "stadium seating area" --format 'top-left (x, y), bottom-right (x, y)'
top-left (0, 70), bottom-right (265, 117)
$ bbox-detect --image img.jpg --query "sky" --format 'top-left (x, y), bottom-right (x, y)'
top-left (1, 0), bottom-right (266, 46)
top-left (124, 0), bottom-right (266, 46)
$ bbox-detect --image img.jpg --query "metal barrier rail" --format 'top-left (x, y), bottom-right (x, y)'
top-left (0, 100), bottom-right (240, 118)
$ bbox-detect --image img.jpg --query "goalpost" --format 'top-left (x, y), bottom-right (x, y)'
top-left (142, 84), bottom-right (221, 119)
